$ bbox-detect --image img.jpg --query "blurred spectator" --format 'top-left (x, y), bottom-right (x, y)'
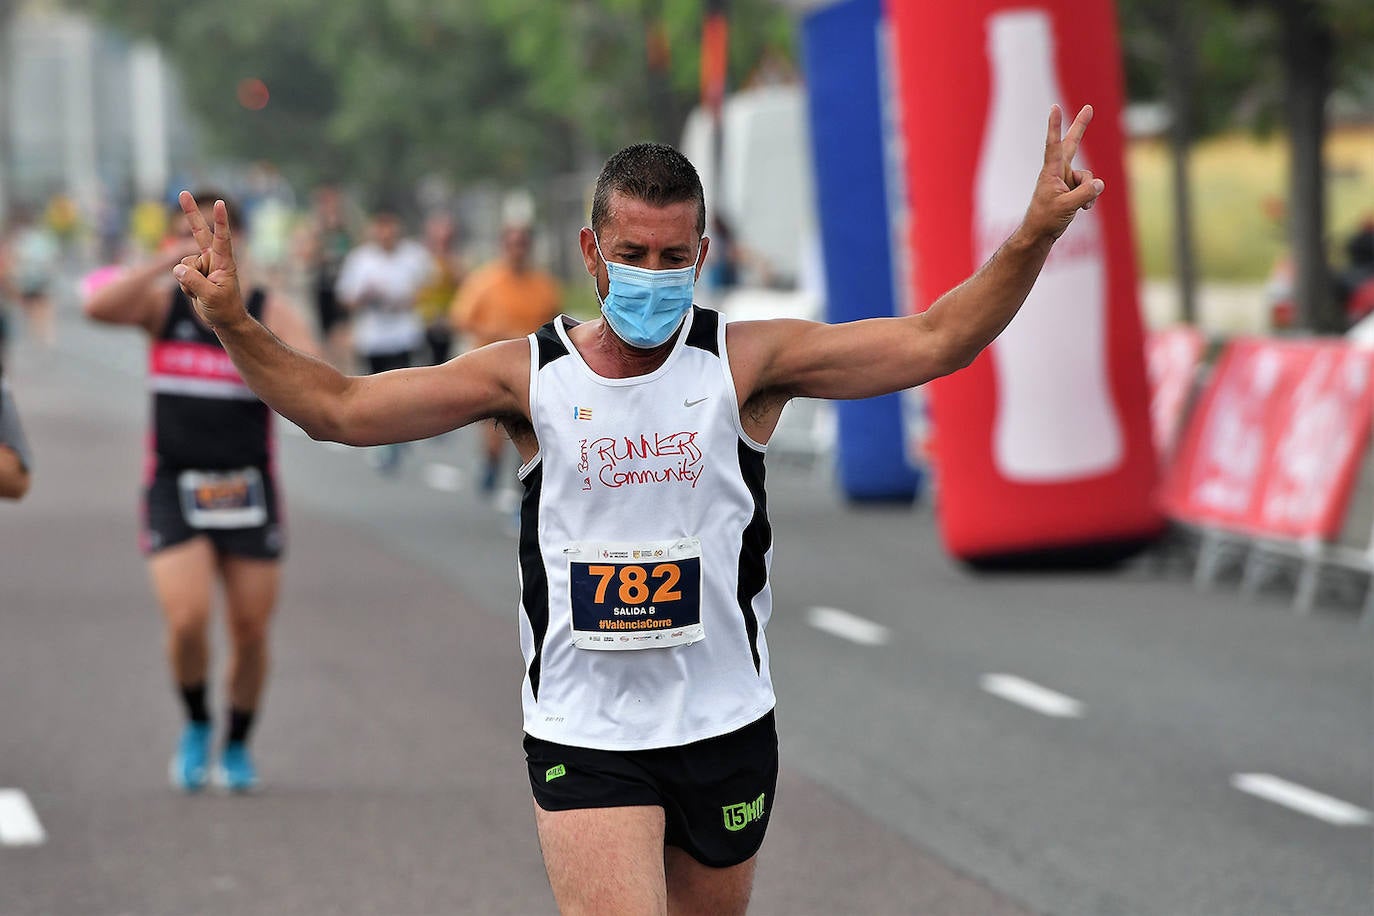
top-left (4, 207), bottom-right (61, 347)
top-left (130, 197), bottom-right (170, 256)
top-left (305, 185), bottom-right (359, 368)
top-left (1337, 216), bottom-right (1374, 327)
top-left (0, 234), bottom-right (12, 360)
top-left (0, 365), bottom-right (34, 501)
top-left (335, 202), bottom-right (433, 473)
top-left (44, 193), bottom-right (82, 250)
top-left (704, 214), bottom-right (773, 298)
top-left (449, 223), bottom-right (562, 493)
top-left (413, 212), bottom-right (467, 365)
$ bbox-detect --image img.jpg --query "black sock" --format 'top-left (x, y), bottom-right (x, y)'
top-left (179, 683), bottom-right (210, 724)
top-left (226, 707), bottom-right (256, 746)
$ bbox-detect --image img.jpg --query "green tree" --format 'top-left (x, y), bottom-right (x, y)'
top-left (66, 0), bottom-right (795, 199)
top-left (1120, 0), bottom-right (1374, 331)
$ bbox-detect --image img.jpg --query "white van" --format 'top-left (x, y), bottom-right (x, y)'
top-left (679, 85), bottom-right (823, 322)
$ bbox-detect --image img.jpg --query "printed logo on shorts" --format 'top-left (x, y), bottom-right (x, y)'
top-left (722, 792), bottom-right (766, 832)
top-left (545, 764), bottom-right (566, 782)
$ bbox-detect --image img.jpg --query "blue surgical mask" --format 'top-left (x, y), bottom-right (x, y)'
top-left (594, 234), bottom-right (699, 349)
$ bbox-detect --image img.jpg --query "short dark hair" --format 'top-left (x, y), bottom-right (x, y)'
top-left (180, 189), bottom-right (243, 234)
top-left (590, 143), bottom-right (706, 237)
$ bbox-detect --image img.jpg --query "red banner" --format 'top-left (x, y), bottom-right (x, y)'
top-left (1161, 339), bottom-right (1373, 541)
top-left (1255, 344), bottom-right (1374, 540)
top-left (887, 0), bottom-right (1161, 560)
top-left (1147, 326), bottom-right (1207, 463)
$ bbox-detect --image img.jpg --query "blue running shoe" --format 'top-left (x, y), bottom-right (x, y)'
top-left (214, 741), bottom-right (259, 793)
top-left (169, 721), bottom-right (212, 793)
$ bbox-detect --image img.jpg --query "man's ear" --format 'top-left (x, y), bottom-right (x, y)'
top-left (578, 227), bottom-right (600, 277)
top-left (695, 236), bottom-right (711, 281)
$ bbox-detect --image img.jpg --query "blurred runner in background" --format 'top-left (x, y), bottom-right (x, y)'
top-left (414, 212), bottom-right (466, 366)
top-left (5, 207), bottom-right (61, 347)
top-left (448, 223), bottom-right (561, 494)
top-left (304, 184), bottom-right (358, 369)
top-left (335, 202), bottom-right (433, 474)
top-left (83, 192), bottom-right (318, 794)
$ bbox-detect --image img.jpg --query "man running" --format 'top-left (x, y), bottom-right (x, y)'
top-left (172, 106), bottom-right (1102, 912)
top-left (334, 203), bottom-right (433, 474)
top-left (84, 193), bottom-right (318, 794)
top-left (449, 222), bottom-right (562, 493)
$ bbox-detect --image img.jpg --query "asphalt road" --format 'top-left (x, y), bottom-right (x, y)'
top-left (1, 309), bottom-right (1369, 916)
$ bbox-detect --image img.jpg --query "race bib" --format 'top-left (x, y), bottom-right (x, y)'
top-left (567, 538), bottom-right (704, 650)
top-left (177, 467), bottom-right (268, 529)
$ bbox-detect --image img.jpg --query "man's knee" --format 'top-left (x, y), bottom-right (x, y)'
top-left (166, 607), bottom-right (210, 646)
top-left (227, 614), bottom-right (271, 652)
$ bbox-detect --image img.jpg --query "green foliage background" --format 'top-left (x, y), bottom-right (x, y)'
top-left (68, 0), bottom-right (795, 195)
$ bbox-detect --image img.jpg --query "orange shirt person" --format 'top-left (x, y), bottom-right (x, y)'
top-left (449, 225), bottom-right (561, 350)
top-left (448, 224), bottom-right (562, 494)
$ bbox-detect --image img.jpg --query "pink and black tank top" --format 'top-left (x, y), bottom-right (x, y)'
top-left (148, 288), bottom-right (271, 473)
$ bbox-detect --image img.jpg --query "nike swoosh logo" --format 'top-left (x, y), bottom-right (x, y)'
top-left (684, 397), bottom-right (709, 408)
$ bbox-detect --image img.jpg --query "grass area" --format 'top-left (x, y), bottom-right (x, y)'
top-left (1126, 124), bottom-right (1374, 282)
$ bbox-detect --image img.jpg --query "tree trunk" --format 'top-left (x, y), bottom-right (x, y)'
top-left (1164, 0), bottom-right (1198, 325)
top-left (1278, 0), bottom-right (1337, 332)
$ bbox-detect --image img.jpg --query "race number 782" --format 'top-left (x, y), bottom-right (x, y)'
top-left (586, 563), bottom-right (683, 605)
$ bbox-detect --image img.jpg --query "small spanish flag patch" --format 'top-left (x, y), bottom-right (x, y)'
top-left (573, 407), bottom-right (593, 421)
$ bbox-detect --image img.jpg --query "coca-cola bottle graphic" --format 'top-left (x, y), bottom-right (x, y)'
top-left (975, 8), bottom-right (1123, 481)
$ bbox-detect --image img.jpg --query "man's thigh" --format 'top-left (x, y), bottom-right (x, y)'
top-left (533, 803), bottom-right (668, 916)
top-left (217, 555), bottom-right (281, 638)
top-left (664, 846), bottom-right (756, 916)
top-left (147, 536), bottom-right (217, 626)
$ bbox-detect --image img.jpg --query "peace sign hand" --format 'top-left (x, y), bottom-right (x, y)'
top-left (1022, 105), bottom-right (1104, 242)
top-left (171, 191), bottom-right (247, 331)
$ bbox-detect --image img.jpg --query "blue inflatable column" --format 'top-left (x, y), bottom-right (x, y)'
top-left (800, 0), bottom-right (921, 503)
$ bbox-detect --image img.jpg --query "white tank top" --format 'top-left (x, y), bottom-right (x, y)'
top-left (517, 307), bottom-right (776, 750)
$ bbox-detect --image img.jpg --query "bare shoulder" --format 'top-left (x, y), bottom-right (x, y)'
top-left (724, 317), bottom-right (824, 395)
top-left (448, 336), bottom-right (533, 414)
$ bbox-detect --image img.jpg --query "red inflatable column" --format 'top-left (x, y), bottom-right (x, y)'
top-left (886, 0), bottom-right (1162, 564)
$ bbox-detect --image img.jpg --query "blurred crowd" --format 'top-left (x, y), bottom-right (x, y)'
top-left (0, 179), bottom-right (580, 499)
top-left (0, 180), bottom-right (569, 372)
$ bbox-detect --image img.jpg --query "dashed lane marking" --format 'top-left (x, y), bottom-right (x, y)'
top-left (806, 607), bottom-right (890, 646)
top-left (1232, 774), bottom-right (1372, 827)
top-left (980, 673), bottom-right (1084, 718)
top-left (0, 790), bottom-right (46, 846)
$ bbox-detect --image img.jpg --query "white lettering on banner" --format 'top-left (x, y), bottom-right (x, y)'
top-left (1192, 348), bottom-right (1284, 515)
top-left (1148, 328), bottom-right (1204, 458)
top-left (1261, 348), bottom-right (1374, 533)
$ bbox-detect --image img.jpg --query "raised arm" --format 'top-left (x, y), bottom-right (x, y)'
top-left (83, 246), bottom-right (192, 334)
top-left (171, 192), bottom-right (528, 446)
top-left (737, 104), bottom-right (1103, 403)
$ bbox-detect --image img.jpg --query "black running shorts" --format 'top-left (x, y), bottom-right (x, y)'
top-left (141, 469), bottom-right (284, 560)
top-left (524, 710), bottom-right (778, 868)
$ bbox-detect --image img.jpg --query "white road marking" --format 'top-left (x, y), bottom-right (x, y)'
top-left (0, 790), bottom-right (46, 846)
top-left (806, 607), bottom-right (890, 646)
top-left (1231, 774), bottom-right (1372, 827)
top-left (980, 673), bottom-right (1084, 718)
top-left (423, 462), bottom-right (464, 493)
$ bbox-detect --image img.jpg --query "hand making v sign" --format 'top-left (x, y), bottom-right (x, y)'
top-left (172, 191), bottom-right (246, 332)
